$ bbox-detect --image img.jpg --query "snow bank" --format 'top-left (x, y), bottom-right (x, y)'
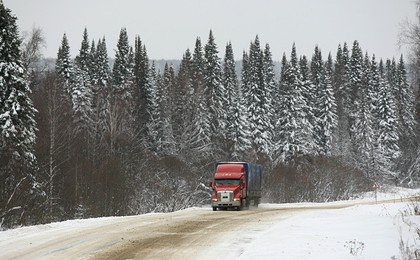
top-left (204, 202), bottom-right (420, 259)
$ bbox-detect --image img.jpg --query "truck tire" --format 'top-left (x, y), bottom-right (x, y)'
top-left (212, 207), bottom-right (217, 211)
top-left (254, 198), bottom-right (260, 207)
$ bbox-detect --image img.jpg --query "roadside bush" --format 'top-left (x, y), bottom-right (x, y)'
top-left (397, 199), bottom-right (420, 259)
top-left (263, 155), bottom-right (372, 203)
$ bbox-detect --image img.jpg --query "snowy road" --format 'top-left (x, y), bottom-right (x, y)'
top-left (0, 193), bottom-right (419, 259)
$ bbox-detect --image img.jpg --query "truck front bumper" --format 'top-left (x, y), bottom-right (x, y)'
top-left (211, 200), bottom-right (241, 208)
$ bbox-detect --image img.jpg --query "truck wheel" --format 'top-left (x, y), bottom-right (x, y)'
top-left (241, 199), bottom-right (245, 210)
top-left (212, 207), bottom-right (217, 211)
top-left (254, 198), bottom-right (260, 207)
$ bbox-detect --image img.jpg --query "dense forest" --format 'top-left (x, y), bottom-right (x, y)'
top-left (1, 2), bottom-right (419, 230)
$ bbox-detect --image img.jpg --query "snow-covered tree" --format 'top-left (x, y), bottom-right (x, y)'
top-left (262, 43), bottom-right (276, 154)
top-left (276, 44), bottom-right (312, 162)
top-left (189, 37), bottom-right (212, 153)
top-left (145, 63), bottom-right (161, 153)
top-left (204, 30), bottom-right (226, 147)
top-left (348, 41), bottom-right (368, 161)
top-left (159, 64), bottom-right (176, 155)
top-left (173, 49), bottom-right (193, 145)
top-left (71, 66), bottom-right (93, 135)
top-left (95, 38), bottom-right (110, 89)
top-left (0, 2), bottom-right (39, 228)
top-left (72, 29), bottom-right (94, 136)
top-left (55, 34), bottom-right (73, 93)
top-left (222, 42), bottom-right (239, 156)
top-left (273, 53), bottom-right (288, 147)
top-left (376, 64), bottom-right (400, 180)
top-left (244, 36), bottom-right (273, 156)
top-left (395, 55), bottom-right (416, 137)
top-left (298, 55), bottom-right (316, 154)
top-left (132, 36), bottom-right (149, 138)
top-left (192, 37), bottom-right (206, 95)
top-left (88, 39), bottom-right (97, 84)
top-left (231, 51), bottom-right (253, 157)
top-left (108, 28), bottom-right (134, 153)
top-left (332, 43), bottom-right (351, 157)
top-left (112, 28), bottom-right (133, 101)
top-left (316, 52), bottom-right (337, 156)
top-left (75, 28), bottom-right (90, 74)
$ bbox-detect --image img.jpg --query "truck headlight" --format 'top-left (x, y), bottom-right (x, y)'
top-left (212, 198), bottom-right (218, 202)
top-left (233, 198), bottom-right (240, 201)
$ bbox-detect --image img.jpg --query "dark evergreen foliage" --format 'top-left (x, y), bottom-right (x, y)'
top-left (0, 3), bottom-right (40, 229)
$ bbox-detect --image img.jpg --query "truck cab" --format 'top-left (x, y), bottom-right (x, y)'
top-left (210, 162), bottom-right (262, 211)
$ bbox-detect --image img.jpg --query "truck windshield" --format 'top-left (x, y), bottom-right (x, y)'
top-left (215, 179), bottom-right (240, 186)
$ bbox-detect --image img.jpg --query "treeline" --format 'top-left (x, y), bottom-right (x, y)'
top-left (1, 2), bottom-right (419, 229)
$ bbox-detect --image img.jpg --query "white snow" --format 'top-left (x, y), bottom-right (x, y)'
top-left (199, 187), bottom-right (420, 259)
top-left (202, 202), bottom-right (419, 259)
top-left (0, 188), bottom-right (419, 259)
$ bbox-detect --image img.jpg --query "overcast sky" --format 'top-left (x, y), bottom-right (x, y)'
top-left (4, 0), bottom-right (417, 61)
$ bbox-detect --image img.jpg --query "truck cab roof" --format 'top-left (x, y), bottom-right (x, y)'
top-left (215, 163), bottom-right (244, 179)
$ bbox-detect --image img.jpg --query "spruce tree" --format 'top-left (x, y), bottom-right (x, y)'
top-left (273, 53), bottom-right (288, 147)
top-left (55, 34), bottom-right (73, 93)
top-left (376, 63), bottom-right (400, 180)
top-left (231, 85), bottom-right (251, 159)
top-left (395, 55), bottom-right (415, 137)
top-left (368, 55), bottom-right (382, 178)
top-left (95, 38), bottom-right (110, 89)
top-left (333, 43), bottom-right (351, 156)
top-left (222, 42), bottom-right (238, 156)
top-left (159, 64), bottom-right (176, 155)
top-left (350, 49), bottom-right (376, 175)
top-left (72, 29), bottom-right (94, 137)
top-left (245, 36), bottom-right (273, 156)
top-left (75, 28), bottom-right (90, 74)
top-left (112, 28), bottom-right (133, 101)
top-left (174, 49), bottom-right (194, 147)
top-left (262, 43), bottom-right (275, 155)
top-left (233, 51), bottom-right (253, 157)
top-left (317, 52), bottom-right (337, 156)
top-left (109, 28), bottom-right (134, 154)
top-left (241, 51), bottom-right (251, 103)
top-left (204, 30), bottom-right (226, 148)
top-left (71, 67), bottom-right (93, 136)
top-left (88, 39), bottom-right (97, 86)
top-left (192, 37), bottom-right (205, 94)
top-left (311, 46), bottom-right (328, 154)
top-left (190, 37), bottom-right (211, 152)
top-left (92, 38), bottom-right (110, 148)
top-left (299, 55), bottom-right (316, 154)
top-left (145, 63), bottom-right (161, 153)
top-left (132, 36), bottom-right (149, 139)
top-left (0, 2), bottom-right (39, 228)
top-left (348, 41), bottom-right (366, 158)
top-left (277, 44), bottom-right (311, 162)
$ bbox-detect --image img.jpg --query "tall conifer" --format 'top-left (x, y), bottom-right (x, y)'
top-left (204, 30), bottom-right (226, 147)
top-left (0, 2), bottom-right (39, 228)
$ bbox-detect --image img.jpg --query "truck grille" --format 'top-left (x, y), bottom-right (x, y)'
top-left (218, 191), bottom-right (233, 203)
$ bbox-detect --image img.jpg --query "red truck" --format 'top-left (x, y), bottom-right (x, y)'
top-left (209, 162), bottom-right (262, 211)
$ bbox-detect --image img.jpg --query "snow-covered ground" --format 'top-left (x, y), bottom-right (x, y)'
top-left (201, 202), bottom-right (420, 259)
top-left (200, 187), bottom-right (420, 259)
top-left (0, 187), bottom-right (419, 259)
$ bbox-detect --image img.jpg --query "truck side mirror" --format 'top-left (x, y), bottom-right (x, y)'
top-left (208, 181), bottom-right (213, 187)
